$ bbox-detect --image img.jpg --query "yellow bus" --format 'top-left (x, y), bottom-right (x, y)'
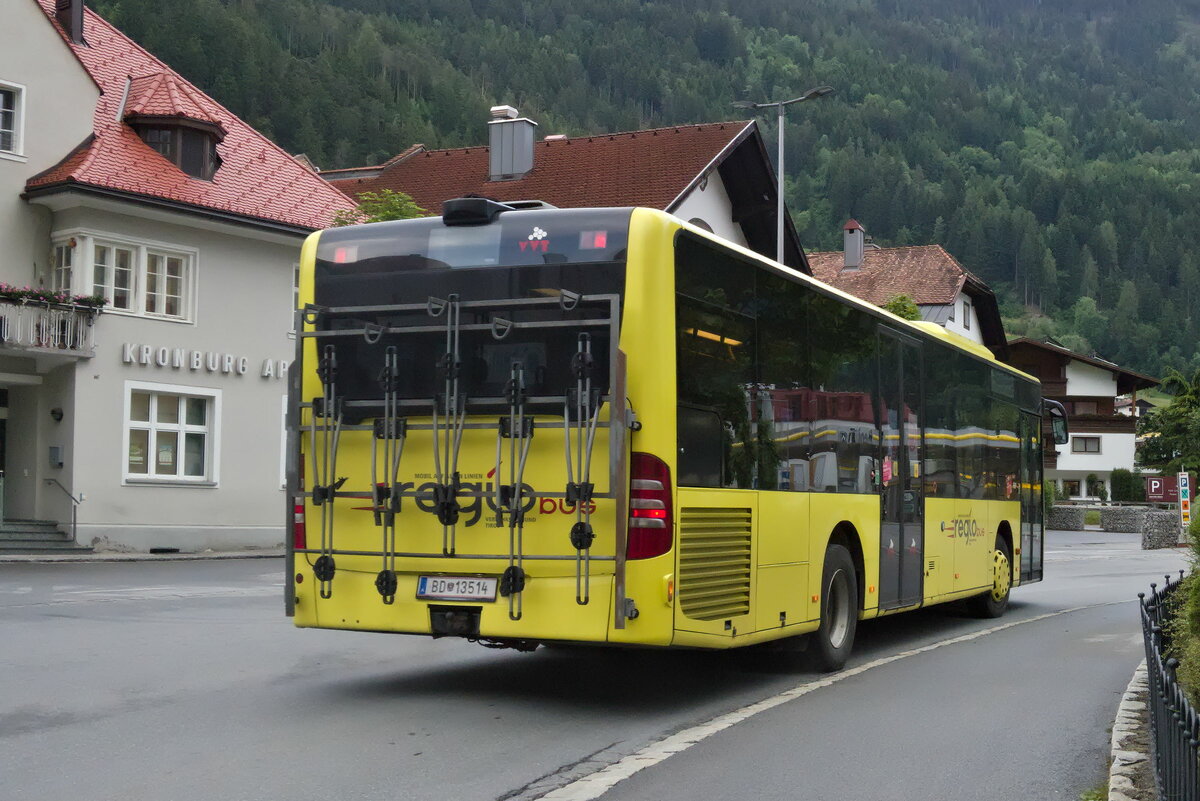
top-left (285, 199), bottom-right (1068, 670)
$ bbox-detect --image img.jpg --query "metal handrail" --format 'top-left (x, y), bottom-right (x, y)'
top-left (44, 478), bottom-right (83, 545)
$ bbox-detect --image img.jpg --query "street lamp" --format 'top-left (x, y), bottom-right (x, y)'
top-left (733, 85), bottom-right (834, 262)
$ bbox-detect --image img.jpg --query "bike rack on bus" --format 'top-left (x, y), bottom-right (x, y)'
top-left (292, 292), bottom-right (636, 629)
top-left (428, 294), bottom-right (467, 557)
top-left (371, 345), bottom-right (406, 604)
top-left (495, 361), bottom-right (534, 621)
top-left (565, 332), bottom-right (601, 605)
top-left (309, 343), bottom-right (346, 600)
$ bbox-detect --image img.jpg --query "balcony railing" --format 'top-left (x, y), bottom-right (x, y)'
top-left (0, 299), bottom-right (101, 356)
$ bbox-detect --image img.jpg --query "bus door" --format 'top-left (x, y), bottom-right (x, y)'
top-left (1019, 411), bottom-right (1044, 582)
top-left (878, 329), bottom-right (924, 609)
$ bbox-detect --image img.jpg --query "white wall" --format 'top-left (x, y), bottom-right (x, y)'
top-left (672, 171), bottom-right (750, 250)
top-left (1066, 360), bottom-right (1117, 397)
top-left (942, 291), bottom-right (984, 345)
top-left (36, 202), bottom-right (299, 550)
top-left (0, 1), bottom-right (98, 287)
top-left (1055, 432), bottom-right (1136, 474)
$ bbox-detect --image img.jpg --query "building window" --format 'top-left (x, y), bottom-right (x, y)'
top-left (962, 299), bottom-right (971, 330)
top-left (1071, 400), bottom-right (1098, 415)
top-left (1062, 479), bottom-right (1081, 497)
top-left (289, 263), bottom-right (299, 335)
top-left (54, 232), bottom-right (196, 322)
top-left (125, 382), bottom-right (220, 483)
top-left (52, 244), bottom-right (73, 293)
top-left (0, 81), bottom-right (24, 156)
top-left (145, 253), bottom-right (185, 317)
top-left (93, 243), bottom-right (136, 311)
top-left (133, 123), bottom-right (222, 180)
top-left (1071, 436), bottom-right (1101, 454)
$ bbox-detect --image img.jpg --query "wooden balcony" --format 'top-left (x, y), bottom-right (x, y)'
top-left (1040, 379), bottom-right (1068, 397)
top-left (1068, 414), bottom-right (1137, 435)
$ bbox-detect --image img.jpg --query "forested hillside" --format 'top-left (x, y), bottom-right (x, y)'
top-left (91, 0), bottom-right (1200, 376)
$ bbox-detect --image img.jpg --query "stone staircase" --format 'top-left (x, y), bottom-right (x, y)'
top-left (0, 519), bottom-right (92, 554)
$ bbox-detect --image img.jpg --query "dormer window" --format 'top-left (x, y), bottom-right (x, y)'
top-left (122, 71), bottom-right (226, 180)
top-left (132, 120), bottom-right (222, 180)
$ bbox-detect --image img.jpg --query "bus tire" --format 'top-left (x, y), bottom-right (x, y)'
top-left (968, 536), bottom-right (1012, 619)
top-left (811, 543), bottom-right (858, 672)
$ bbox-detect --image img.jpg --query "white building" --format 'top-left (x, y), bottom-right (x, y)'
top-left (1007, 339), bottom-right (1157, 500)
top-left (1, 0), bottom-right (352, 552)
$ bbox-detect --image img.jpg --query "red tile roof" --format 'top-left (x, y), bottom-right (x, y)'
top-left (807, 244), bottom-right (970, 306)
top-left (123, 71), bottom-right (224, 132)
top-left (26, 0), bottom-right (352, 231)
top-left (324, 122), bottom-right (753, 215)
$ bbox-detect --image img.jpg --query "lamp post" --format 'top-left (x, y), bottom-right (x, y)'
top-left (733, 86), bottom-right (834, 262)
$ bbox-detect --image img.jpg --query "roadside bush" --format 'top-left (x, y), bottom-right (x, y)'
top-left (1166, 516), bottom-right (1200, 704)
top-left (1110, 468), bottom-right (1145, 502)
top-left (1043, 480), bottom-right (1057, 518)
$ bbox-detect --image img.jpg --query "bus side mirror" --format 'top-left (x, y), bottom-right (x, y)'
top-left (1044, 399), bottom-right (1069, 445)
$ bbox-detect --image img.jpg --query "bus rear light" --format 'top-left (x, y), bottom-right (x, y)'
top-left (293, 501), bottom-right (307, 550)
top-left (627, 453), bottom-right (673, 560)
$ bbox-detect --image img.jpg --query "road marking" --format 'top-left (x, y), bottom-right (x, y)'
top-left (2, 583), bottom-right (282, 607)
top-left (537, 602), bottom-right (1122, 801)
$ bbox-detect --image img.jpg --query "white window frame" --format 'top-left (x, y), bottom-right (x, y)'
top-left (962, 299), bottom-right (972, 330)
top-left (288, 262), bottom-right (299, 336)
top-left (123, 380), bottom-right (221, 485)
top-left (52, 243), bottom-right (74, 294)
top-left (1070, 435), bottom-right (1101, 454)
top-left (50, 229), bottom-right (198, 323)
top-left (0, 79), bottom-right (26, 161)
top-left (279, 393), bottom-right (288, 490)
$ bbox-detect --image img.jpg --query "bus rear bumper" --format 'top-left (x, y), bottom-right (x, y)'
top-left (293, 568), bottom-right (619, 643)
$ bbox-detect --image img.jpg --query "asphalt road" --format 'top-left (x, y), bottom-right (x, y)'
top-left (0, 530), bottom-right (1187, 801)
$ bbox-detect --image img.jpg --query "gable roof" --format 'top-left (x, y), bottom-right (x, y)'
top-left (1007, 338), bottom-right (1158, 393)
top-left (807, 244), bottom-right (969, 306)
top-left (806, 243), bottom-right (1007, 357)
top-left (325, 122), bottom-right (751, 213)
top-left (24, 0), bottom-right (352, 233)
top-left (322, 120), bottom-right (811, 273)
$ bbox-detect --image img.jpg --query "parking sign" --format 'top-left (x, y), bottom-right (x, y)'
top-left (1146, 476), bottom-right (1179, 502)
top-left (1180, 472), bottom-right (1192, 529)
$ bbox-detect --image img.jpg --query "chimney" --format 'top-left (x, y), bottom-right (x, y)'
top-left (843, 219), bottom-right (865, 271)
top-left (488, 105), bottom-right (538, 181)
top-left (55, 0), bottom-right (85, 44)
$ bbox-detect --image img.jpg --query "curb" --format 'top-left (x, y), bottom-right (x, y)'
top-left (0, 549), bottom-right (285, 564)
top-left (1108, 659), bottom-right (1150, 801)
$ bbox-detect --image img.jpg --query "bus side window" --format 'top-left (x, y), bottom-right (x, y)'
top-left (678, 406), bottom-right (725, 487)
top-left (806, 291), bottom-right (879, 494)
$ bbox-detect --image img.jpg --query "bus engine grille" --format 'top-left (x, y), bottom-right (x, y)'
top-left (678, 507), bottom-right (752, 621)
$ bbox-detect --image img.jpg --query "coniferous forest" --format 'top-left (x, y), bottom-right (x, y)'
top-left (92, 0), bottom-right (1200, 377)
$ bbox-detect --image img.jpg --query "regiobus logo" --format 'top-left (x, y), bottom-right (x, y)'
top-left (940, 516), bottom-right (985, 540)
top-left (381, 470), bottom-right (596, 528)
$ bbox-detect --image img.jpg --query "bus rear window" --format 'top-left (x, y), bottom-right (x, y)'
top-left (309, 208), bottom-right (630, 418)
top-left (315, 207), bottom-right (631, 277)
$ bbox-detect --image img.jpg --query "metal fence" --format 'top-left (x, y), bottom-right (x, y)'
top-left (1140, 572), bottom-right (1200, 800)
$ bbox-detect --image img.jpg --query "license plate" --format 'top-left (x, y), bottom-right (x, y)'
top-left (416, 575), bottom-right (497, 602)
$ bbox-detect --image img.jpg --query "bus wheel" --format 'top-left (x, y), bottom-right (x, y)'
top-left (811, 544), bottom-right (857, 672)
top-left (969, 537), bottom-right (1012, 619)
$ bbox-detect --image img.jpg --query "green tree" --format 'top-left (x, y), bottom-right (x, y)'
top-left (332, 189), bottom-right (428, 226)
top-left (1138, 367), bottom-right (1200, 473)
top-left (882, 294), bottom-right (920, 320)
